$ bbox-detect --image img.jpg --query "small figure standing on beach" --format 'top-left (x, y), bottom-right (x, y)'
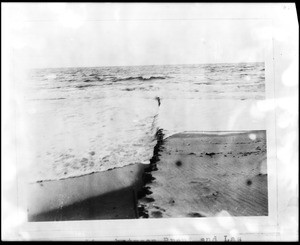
top-left (155, 96), bottom-right (161, 107)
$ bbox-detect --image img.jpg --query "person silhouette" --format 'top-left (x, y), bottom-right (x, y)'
top-left (155, 96), bottom-right (161, 107)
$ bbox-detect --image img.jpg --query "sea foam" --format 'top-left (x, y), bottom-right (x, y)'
top-left (24, 63), bottom-right (265, 182)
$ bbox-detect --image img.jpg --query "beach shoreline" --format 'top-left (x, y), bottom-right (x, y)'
top-left (27, 128), bottom-right (165, 222)
top-left (27, 163), bottom-right (148, 221)
top-left (28, 130), bottom-right (268, 221)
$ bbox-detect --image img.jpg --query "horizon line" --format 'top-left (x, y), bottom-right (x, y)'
top-left (31, 61), bottom-right (265, 70)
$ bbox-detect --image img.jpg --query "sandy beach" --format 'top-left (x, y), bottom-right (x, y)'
top-left (28, 163), bottom-right (147, 221)
top-left (138, 130), bottom-right (268, 218)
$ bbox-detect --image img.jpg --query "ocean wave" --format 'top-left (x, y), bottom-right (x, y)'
top-left (194, 82), bottom-right (213, 85)
top-left (114, 75), bottom-right (169, 82)
top-left (78, 75), bottom-right (169, 84)
top-left (75, 84), bottom-right (97, 89)
top-left (122, 86), bottom-right (159, 92)
top-left (82, 78), bottom-right (104, 83)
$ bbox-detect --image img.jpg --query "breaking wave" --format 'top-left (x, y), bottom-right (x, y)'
top-left (114, 75), bottom-right (169, 82)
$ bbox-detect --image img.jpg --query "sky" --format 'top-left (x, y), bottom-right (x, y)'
top-left (5, 3), bottom-right (273, 68)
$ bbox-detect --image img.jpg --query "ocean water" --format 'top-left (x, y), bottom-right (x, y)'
top-left (25, 63), bottom-right (265, 181)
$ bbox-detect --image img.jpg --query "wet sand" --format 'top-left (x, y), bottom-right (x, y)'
top-left (29, 187), bottom-right (138, 221)
top-left (139, 130), bottom-right (268, 218)
top-left (28, 163), bottom-right (147, 221)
